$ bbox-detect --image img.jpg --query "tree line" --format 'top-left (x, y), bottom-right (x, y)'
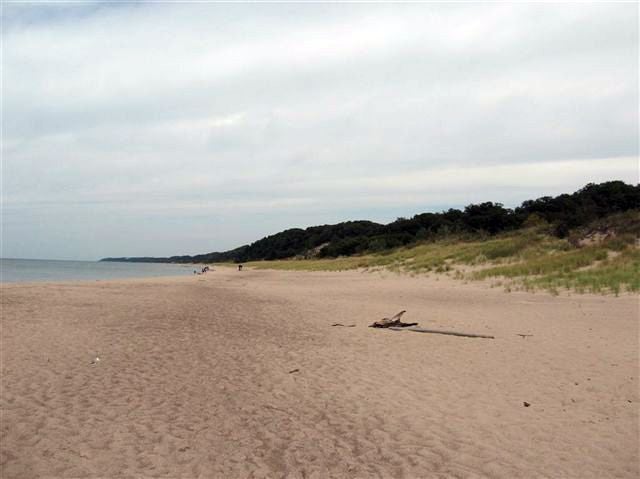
top-left (101, 181), bottom-right (638, 264)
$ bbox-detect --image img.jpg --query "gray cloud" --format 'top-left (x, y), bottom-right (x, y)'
top-left (2, 2), bottom-right (638, 260)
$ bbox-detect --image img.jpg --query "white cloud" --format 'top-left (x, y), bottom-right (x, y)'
top-left (2, 2), bottom-right (638, 259)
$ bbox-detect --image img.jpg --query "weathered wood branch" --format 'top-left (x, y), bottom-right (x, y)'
top-left (369, 310), bottom-right (418, 328)
top-left (370, 311), bottom-right (493, 338)
top-left (389, 326), bottom-right (494, 339)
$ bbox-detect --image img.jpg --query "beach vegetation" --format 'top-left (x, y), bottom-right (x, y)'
top-left (248, 212), bottom-right (639, 294)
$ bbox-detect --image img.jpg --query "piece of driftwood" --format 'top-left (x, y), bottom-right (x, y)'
top-left (332, 323), bottom-right (356, 327)
top-left (517, 334), bottom-right (533, 339)
top-left (389, 326), bottom-right (494, 339)
top-left (369, 310), bottom-right (418, 328)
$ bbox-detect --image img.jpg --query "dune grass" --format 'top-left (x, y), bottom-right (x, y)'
top-left (247, 228), bottom-right (639, 295)
top-left (521, 248), bottom-right (640, 295)
top-left (248, 255), bottom-right (373, 272)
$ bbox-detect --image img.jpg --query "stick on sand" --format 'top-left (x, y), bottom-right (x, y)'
top-left (389, 326), bottom-right (495, 339)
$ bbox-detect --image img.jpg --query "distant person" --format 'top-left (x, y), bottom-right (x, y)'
top-left (238, 264), bottom-right (243, 271)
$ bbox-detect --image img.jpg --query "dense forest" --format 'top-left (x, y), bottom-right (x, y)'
top-left (101, 181), bottom-right (639, 264)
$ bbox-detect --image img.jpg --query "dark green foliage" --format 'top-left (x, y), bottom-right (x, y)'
top-left (101, 181), bottom-right (638, 264)
top-left (241, 221), bottom-right (382, 262)
top-left (462, 202), bottom-right (518, 234)
top-left (515, 181), bottom-right (639, 237)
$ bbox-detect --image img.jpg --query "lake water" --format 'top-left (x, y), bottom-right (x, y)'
top-left (0, 258), bottom-right (197, 283)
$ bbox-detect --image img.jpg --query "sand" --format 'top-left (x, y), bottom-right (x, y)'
top-left (1, 267), bottom-right (638, 478)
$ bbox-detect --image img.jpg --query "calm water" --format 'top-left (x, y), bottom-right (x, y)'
top-left (0, 258), bottom-right (197, 283)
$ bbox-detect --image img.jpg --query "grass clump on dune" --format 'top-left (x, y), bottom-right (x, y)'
top-left (247, 256), bottom-right (373, 272)
top-left (472, 246), bottom-right (608, 279)
top-left (522, 248), bottom-right (640, 295)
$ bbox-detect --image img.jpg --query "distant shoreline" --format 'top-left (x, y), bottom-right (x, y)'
top-left (0, 258), bottom-right (196, 283)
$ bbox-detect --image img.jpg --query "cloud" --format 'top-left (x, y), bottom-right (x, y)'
top-left (2, 2), bottom-right (638, 259)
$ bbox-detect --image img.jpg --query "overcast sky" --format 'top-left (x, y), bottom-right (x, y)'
top-left (2, 2), bottom-right (638, 260)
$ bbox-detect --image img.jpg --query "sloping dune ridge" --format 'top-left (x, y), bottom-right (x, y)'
top-left (1, 268), bottom-right (638, 478)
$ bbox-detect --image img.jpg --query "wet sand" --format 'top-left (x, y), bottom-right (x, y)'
top-left (1, 268), bottom-right (638, 478)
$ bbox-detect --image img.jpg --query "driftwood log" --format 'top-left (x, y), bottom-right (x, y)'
top-left (389, 326), bottom-right (494, 339)
top-left (369, 310), bottom-right (418, 328)
top-left (370, 310), bottom-right (494, 339)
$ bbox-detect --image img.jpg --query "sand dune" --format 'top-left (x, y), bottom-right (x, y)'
top-left (1, 268), bottom-right (638, 478)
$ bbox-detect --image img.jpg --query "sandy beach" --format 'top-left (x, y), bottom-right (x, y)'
top-left (1, 267), bottom-right (638, 478)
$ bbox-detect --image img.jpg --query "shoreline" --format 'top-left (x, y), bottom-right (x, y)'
top-left (0, 260), bottom-right (640, 298)
top-left (0, 258), bottom-right (199, 286)
top-left (1, 269), bottom-right (638, 477)
top-left (3, 265), bottom-right (637, 299)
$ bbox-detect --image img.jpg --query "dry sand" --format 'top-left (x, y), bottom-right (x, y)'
top-left (1, 268), bottom-right (638, 478)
